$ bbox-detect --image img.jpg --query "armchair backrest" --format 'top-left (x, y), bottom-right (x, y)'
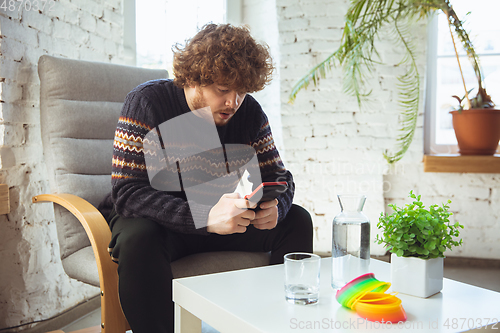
top-left (38, 55), bottom-right (168, 260)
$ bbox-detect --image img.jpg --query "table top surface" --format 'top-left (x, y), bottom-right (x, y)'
top-left (173, 258), bottom-right (500, 333)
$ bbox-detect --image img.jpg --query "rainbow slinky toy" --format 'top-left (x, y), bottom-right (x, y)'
top-left (335, 273), bottom-right (407, 323)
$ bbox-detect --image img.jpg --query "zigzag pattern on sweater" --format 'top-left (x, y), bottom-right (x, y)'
top-left (255, 143), bottom-right (276, 155)
top-left (118, 116), bottom-right (153, 132)
top-left (112, 157), bottom-right (147, 171)
top-left (113, 141), bottom-right (253, 181)
top-left (252, 131), bottom-right (275, 151)
top-left (255, 121), bottom-right (280, 163)
top-left (259, 156), bottom-right (283, 168)
top-left (114, 140), bottom-right (144, 154)
top-left (112, 172), bottom-right (140, 180)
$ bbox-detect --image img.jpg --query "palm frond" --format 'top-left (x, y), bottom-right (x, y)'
top-left (383, 12), bottom-right (421, 163)
top-left (288, 52), bottom-right (338, 103)
top-left (288, 0), bottom-right (446, 162)
top-left (289, 0), bottom-right (401, 104)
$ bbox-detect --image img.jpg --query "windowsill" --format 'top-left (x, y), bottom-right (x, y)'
top-left (423, 154), bottom-right (500, 173)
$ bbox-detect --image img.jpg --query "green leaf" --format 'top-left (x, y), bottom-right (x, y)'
top-left (376, 191), bottom-right (463, 259)
top-left (287, 0), bottom-right (442, 164)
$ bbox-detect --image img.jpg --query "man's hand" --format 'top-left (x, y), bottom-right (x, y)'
top-left (207, 193), bottom-right (256, 234)
top-left (250, 199), bottom-right (279, 230)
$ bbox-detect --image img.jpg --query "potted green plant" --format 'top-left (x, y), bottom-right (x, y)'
top-left (289, 0), bottom-right (498, 162)
top-left (376, 190), bottom-right (464, 298)
top-left (446, 5), bottom-right (500, 155)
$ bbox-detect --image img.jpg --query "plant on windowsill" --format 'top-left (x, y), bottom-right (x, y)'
top-left (375, 190), bottom-right (464, 298)
top-left (445, 0), bottom-right (500, 155)
top-left (288, 0), bottom-right (499, 162)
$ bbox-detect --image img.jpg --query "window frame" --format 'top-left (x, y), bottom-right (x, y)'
top-left (424, 13), bottom-right (441, 155)
top-left (424, 8), bottom-right (500, 156)
top-left (424, 13), bottom-right (462, 155)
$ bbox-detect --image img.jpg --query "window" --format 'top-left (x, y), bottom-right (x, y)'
top-left (135, 0), bottom-right (227, 72)
top-left (424, 0), bottom-right (500, 155)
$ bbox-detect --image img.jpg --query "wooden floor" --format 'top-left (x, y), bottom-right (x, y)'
top-left (47, 326), bottom-right (100, 333)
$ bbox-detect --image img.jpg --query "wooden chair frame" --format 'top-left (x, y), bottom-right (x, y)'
top-left (33, 194), bottom-right (130, 333)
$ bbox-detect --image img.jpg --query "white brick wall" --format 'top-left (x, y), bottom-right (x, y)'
top-left (274, 0), bottom-right (500, 259)
top-left (276, 0), bottom-right (390, 255)
top-left (0, 0), bottom-right (128, 329)
top-left (0, 0), bottom-right (498, 329)
top-left (242, 0), bottom-right (284, 153)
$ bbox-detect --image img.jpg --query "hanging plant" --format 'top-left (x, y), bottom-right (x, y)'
top-left (289, 0), bottom-right (495, 163)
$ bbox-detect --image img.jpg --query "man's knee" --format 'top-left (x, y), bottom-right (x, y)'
top-left (110, 218), bottom-right (166, 262)
top-left (285, 204), bottom-right (313, 235)
top-left (273, 204), bottom-right (314, 256)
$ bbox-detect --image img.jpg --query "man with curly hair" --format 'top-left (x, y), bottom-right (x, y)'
top-left (98, 23), bottom-right (313, 333)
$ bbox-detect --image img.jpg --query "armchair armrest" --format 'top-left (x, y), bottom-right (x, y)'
top-left (33, 193), bottom-right (129, 333)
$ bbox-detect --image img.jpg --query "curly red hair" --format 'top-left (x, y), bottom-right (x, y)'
top-left (173, 23), bottom-right (274, 93)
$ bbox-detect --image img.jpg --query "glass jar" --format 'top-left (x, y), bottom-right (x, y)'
top-left (331, 194), bottom-right (370, 289)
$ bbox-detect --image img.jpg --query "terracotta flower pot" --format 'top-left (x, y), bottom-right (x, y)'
top-left (450, 108), bottom-right (500, 155)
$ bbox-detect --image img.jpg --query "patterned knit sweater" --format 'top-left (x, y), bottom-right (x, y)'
top-left (98, 79), bottom-right (294, 235)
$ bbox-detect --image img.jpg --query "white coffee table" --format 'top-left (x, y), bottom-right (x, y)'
top-left (173, 258), bottom-right (500, 332)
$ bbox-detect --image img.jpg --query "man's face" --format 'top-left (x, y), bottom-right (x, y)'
top-left (190, 84), bottom-right (246, 126)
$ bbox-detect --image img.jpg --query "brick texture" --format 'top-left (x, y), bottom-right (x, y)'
top-left (0, 0), bottom-right (128, 329)
top-left (275, 0), bottom-right (499, 259)
top-left (0, 0), bottom-right (498, 330)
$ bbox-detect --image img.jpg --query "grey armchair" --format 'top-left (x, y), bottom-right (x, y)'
top-left (34, 55), bottom-right (270, 333)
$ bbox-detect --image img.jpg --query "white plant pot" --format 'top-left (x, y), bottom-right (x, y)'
top-left (391, 253), bottom-right (443, 298)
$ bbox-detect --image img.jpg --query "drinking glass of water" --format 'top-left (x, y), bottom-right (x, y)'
top-left (284, 252), bottom-right (321, 305)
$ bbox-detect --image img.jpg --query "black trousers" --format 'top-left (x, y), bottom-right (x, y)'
top-left (107, 204), bottom-right (313, 333)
